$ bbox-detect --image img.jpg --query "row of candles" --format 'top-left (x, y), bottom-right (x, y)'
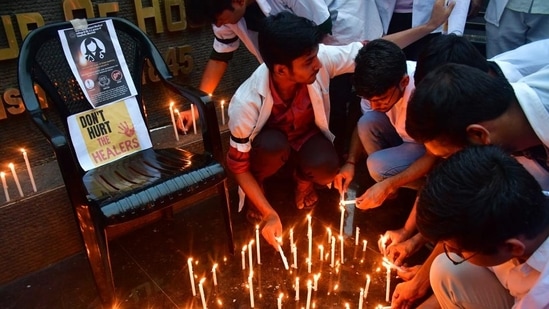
top-left (185, 197), bottom-right (401, 308)
top-left (167, 97), bottom-right (227, 141)
top-left (1, 149), bottom-right (37, 202)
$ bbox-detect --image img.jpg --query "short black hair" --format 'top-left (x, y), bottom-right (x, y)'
top-left (417, 145), bottom-right (549, 254)
top-left (406, 63), bottom-right (515, 147)
top-left (414, 34), bottom-right (489, 85)
top-left (258, 11), bottom-right (324, 71)
top-left (353, 39), bottom-right (407, 99)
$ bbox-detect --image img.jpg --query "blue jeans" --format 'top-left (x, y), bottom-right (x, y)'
top-left (357, 111), bottom-right (425, 185)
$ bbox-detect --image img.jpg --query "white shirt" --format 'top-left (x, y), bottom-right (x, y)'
top-left (491, 39), bottom-right (549, 82)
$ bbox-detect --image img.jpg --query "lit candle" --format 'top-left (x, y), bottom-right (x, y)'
top-left (364, 274), bottom-right (371, 300)
top-left (241, 245), bottom-right (247, 270)
top-left (339, 205), bottom-right (345, 236)
top-left (358, 288), bottom-right (364, 309)
top-left (306, 280), bottom-right (312, 309)
top-left (385, 263), bottom-right (391, 302)
top-left (306, 257), bottom-right (311, 274)
top-left (363, 240), bottom-right (368, 252)
top-left (383, 256), bottom-right (406, 272)
top-left (248, 240), bottom-right (254, 273)
top-left (277, 293), bottom-right (283, 309)
top-left (318, 245), bottom-right (324, 262)
top-left (191, 105), bottom-right (197, 134)
top-left (255, 225), bottom-right (261, 264)
top-left (187, 258), bottom-right (196, 296)
top-left (313, 273), bottom-right (320, 291)
top-left (327, 227), bottom-right (332, 244)
top-left (308, 216), bottom-right (313, 268)
top-left (330, 236), bottom-right (336, 267)
top-left (339, 235), bottom-right (344, 264)
top-left (291, 244), bottom-right (298, 269)
top-left (1, 172), bottom-right (10, 202)
top-left (248, 273), bottom-right (255, 308)
top-left (169, 102), bottom-right (179, 141)
top-left (290, 228), bottom-right (294, 245)
top-left (355, 227), bottom-right (360, 246)
top-left (295, 277), bottom-right (300, 301)
top-left (8, 163), bottom-right (23, 197)
top-left (278, 244), bottom-right (290, 270)
top-left (21, 149), bottom-right (36, 192)
top-left (212, 263), bottom-right (218, 286)
top-left (198, 277), bottom-right (207, 309)
top-left (220, 100), bottom-right (225, 126)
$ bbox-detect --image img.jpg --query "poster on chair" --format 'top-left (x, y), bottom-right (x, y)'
top-left (58, 19), bottom-right (137, 108)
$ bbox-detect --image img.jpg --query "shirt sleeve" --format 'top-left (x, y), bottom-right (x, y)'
top-left (226, 145), bottom-right (250, 174)
top-left (212, 24), bottom-right (241, 54)
top-left (282, 0), bottom-right (331, 27)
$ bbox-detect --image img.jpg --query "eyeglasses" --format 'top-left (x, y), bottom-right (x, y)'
top-left (443, 243), bottom-right (478, 265)
top-left (367, 86), bottom-right (399, 106)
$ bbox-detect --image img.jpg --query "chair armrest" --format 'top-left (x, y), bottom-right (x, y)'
top-left (28, 110), bottom-right (68, 150)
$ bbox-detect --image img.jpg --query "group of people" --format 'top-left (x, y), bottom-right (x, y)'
top-left (184, 0), bottom-right (549, 308)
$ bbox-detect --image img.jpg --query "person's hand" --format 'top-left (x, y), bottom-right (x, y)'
top-left (468, 0), bottom-right (482, 18)
top-left (378, 228), bottom-right (412, 258)
top-left (391, 279), bottom-right (429, 309)
top-left (334, 162), bottom-right (355, 195)
top-left (386, 234), bottom-right (426, 266)
top-left (426, 0), bottom-right (456, 30)
top-left (397, 265), bottom-right (421, 282)
top-left (177, 107), bottom-right (199, 133)
top-left (261, 211), bottom-right (283, 250)
top-left (356, 180), bottom-right (396, 210)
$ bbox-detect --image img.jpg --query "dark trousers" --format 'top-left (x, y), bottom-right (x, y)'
top-left (388, 13), bottom-right (440, 61)
top-left (249, 129), bottom-right (339, 186)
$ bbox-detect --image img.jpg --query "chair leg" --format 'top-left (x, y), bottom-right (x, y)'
top-left (218, 180), bottom-right (235, 255)
top-left (75, 206), bottom-right (116, 306)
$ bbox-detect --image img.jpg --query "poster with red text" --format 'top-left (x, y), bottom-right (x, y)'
top-left (67, 97), bottom-right (152, 171)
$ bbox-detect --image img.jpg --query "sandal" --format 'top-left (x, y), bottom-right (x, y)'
top-left (294, 175), bottom-right (319, 210)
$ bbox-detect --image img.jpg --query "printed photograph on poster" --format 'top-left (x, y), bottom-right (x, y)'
top-left (58, 20), bottom-right (137, 107)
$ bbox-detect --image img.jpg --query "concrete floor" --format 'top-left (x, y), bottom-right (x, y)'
top-left (0, 163), bottom-right (427, 309)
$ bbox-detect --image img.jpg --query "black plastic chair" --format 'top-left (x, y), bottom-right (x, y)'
top-left (17, 17), bottom-right (234, 306)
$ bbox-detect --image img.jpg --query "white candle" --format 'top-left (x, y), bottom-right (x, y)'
top-left (277, 293), bottom-right (283, 309)
top-left (386, 264), bottom-right (391, 302)
top-left (290, 228), bottom-right (294, 245)
top-left (308, 218), bottom-right (313, 267)
top-left (339, 235), bottom-right (344, 264)
top-left (191, 105), bottom-right (197, 134)
top-left (291, 244), bottom-right (298, 269)
top-left (306, 257), bottom-right (311, 274)
top-left (330, 236), bottom-right (336, 267)
top-left (212, 263), bottom-right (218, 286)
top-left (318, 245), bottom-right (324, 262)
top-left (327, 227), bottom-right (332, 244)
top-left (359, 288), bottom-right (364, 309)
top-left (255, 225), bottom-right (261, 264)
top-left (220, 100), bottom-right (225, 125)
top-left (241, 245), bottom-right (247, 270)
top-left (340, 199), bottom-right (356, 205)
top-left (169, 102), bottom-right (179, 141)
top-left (1, 172), bottom-right (10, 202)
top-left (364, 274), bottom-right (371, 299)
top-left (198, 277), bottom-right (207, 308)
top-left (8, 163), bottom-right (23, 197)
top-left (187, 258), bottom-right (196, 296)
top-left (278, 244), bottom-right (290, 270)
top-left (383, 256), bottom-right (407, 272)
top-left (248, 273), bottom-right (255, 308)
top-left (339, 206), bottom-right (345, 236)
top-left (295, 277), bottom-right (300, 301)
top-left (306, 280), bottom-right (312, 309)
top-left (363, 240), bottom-right (368, 252)
top-left (313, 273), bottom-right (320, 291)
top-left (21, 149), bottom-right (36, 192)
top-left (355, 227), bottom-right (360, 246)
top-left (248, 240), bottom-right (254, 273)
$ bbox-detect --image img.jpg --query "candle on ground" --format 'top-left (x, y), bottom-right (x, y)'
top-left (327, 227), bottom-right (332, 244)
top-left (248, 273), bottom-right (255, 308)
top-left (187, 258), bottom-right (196, 296)
top-left (21, 149), bottom-right (37, 192)
top-left (339, 205), bottom-right (345, 236)
top-left (278, 244), bottom-right (290, 270)
top-left (306, 280), bottom-right (312, 309)
top-left (339, 235), bottom-right (345, 264)
top-left (8, 163), bottom-right (23, 197)
top-left (295, 277), bottom-right (300, 301)
top-left (191, 105), bottom-right (197, 134)
top-left (318, 245), bottom-right (324, 262)
top-left (169, 102), bottom-right (179, 141)
top-left (291, 244), bottom-right (298, 269)
top-left (248, 240), bottom-right (254, 273)
top-left (255, 225), bottom-right (261, 264)
top-left (330, 236), bottom-right (336, 267)
top-left (306, 257), bottom-right (311, 274)
top-left (313, 273), bottom-right (320, 291)
top-left (198, 278), bottom-right (207, 308)
top-left (290, 228), bottom-right (294, 245)
top-left (364, 274), bottom-right (371, 300)
top-left (363, 240), bottom-right (368, 252)
top-left (241, 245), bottom-right (247, 270)
top-left (277, 293), bottom-right (283, 309)
top-left (1, 172), bottom-right (10, 202)
top-left (385, 263), bottom-right (391, 302)
top-left (355, 227), bottom-right (360, 246)
top-left (359, 288), bottom-right (364, 309)
top-left (212, 263), bottom-right (218, 286)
